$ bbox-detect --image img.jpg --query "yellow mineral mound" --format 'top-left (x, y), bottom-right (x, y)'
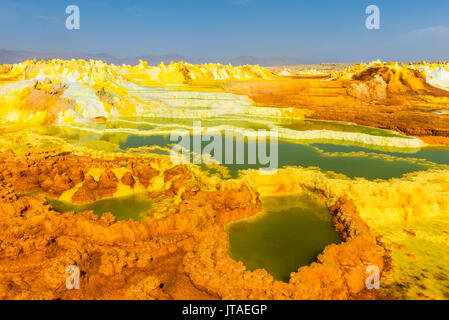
top-left (0, 59), bottom-right (276, 126)
top-left (354, 64), bottom-right (427, 93)
top-left (123, 60), bottom-right (276, 86)
top-left (333, 61), bottom-right (449, 102)
top-left (0, 78), bottom-right (76, 126)
top-left (0, 59), bottom-right (275, 84)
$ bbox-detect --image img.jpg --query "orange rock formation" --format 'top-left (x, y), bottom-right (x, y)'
top-left (0, 150), bottom-right (387, 300)
top-left (224, 64), bottom-right (449, 144)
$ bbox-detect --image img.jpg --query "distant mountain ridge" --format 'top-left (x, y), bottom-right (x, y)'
top-left (0, 49), bottom-right (308, 66)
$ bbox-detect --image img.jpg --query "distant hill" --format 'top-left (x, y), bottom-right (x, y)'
top-left (0, 49), bottom-right (309, 66)
top-left (226, 56), bottom-right (308, 66)
top-left (0, 50), bottom-right (122, 65)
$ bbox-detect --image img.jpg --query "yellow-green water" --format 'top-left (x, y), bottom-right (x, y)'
top-left (227, 195), bottom-right (340, 282)
top-left (47, 194), bottom-right (153, 221)
top-left (9, 123), bottom-right (442, 180)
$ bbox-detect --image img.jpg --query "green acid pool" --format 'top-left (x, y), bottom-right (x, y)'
top-left (47, 193), bottom-right (153, 221)
top-left (227, 195), bottom-right (341, 282)
top-left (119, 134), bottom-right (431, 180)
top-left (17, 117), bottom-right (446, 180)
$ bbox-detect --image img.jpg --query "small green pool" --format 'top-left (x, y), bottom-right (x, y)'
top-left (47, 193), bottom-right (153, 221)
top-left (227, 195), bottom-right (341, 282)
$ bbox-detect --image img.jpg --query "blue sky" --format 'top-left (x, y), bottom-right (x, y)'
top-left (0, 0), bottom-right (448, 62)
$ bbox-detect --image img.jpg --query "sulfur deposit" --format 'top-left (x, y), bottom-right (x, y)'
top-left (1, 59), bottom-right (449, 300)
top-left (0, 59), bottom-right (274, 126)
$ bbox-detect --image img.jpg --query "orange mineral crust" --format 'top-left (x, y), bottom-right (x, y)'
top-left (223, 63), bottom-right (449, 144)
top-left (0, 151), bottom-right (385, 300)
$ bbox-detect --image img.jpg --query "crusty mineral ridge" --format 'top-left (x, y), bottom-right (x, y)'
top-left (0, 151), bottom-right (385, 300)
top-left (121, 172), bottom-right (135, 188)
top-left (72, 170), bottom-right (119, 203)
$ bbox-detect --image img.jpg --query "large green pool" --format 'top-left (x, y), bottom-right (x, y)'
top-left (119, 134), bottom-right (432, 180)
top-left (227, 194), bottom-right (340, 282)
top-left (11, 114), bottom-right (449, 181)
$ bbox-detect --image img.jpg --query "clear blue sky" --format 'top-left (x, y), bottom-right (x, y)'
top-left (1, 0), bottom-right (448, 62)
